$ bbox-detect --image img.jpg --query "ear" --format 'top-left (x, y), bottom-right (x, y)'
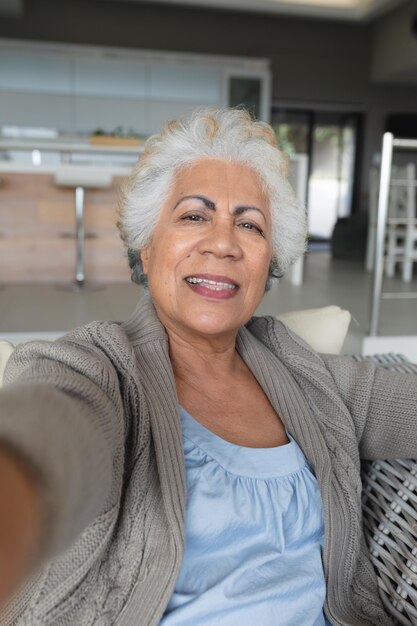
top-left (140, 246), bottom-right (150, 274)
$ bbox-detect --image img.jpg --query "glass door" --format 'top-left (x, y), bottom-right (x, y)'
top-left (308, 113), bottom-right (358, 239)
top-left (271, 106), bottom-right (363, 243)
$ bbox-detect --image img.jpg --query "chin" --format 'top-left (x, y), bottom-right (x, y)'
top-left (184, 312), bottom-right (241, 337)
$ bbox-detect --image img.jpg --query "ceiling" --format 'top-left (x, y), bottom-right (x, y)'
top-left (102, 0), bottom-right (406, 21)
top-left (0, 0), bottom-right (405, 20)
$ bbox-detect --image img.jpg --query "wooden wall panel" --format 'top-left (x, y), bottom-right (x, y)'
top-left (0, 174), bottom-right (131, 283)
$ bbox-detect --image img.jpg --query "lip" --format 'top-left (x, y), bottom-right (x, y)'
top-left (184, 273), bottom-right (239, 300)
top-left (184, 273), bottom-right (239, 287)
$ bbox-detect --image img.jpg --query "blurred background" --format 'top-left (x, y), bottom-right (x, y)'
top-left (1, 0), bottom-right (417, 355)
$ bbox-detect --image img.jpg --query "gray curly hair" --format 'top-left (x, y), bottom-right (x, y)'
top-left (117, 107), bottom-right (307, 288)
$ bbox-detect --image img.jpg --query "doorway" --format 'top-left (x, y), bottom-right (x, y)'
top-left (271, 106), bottom-right (363, 244)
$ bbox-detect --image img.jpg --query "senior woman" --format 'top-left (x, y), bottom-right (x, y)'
top-left (0, 108), bottom-right (417, 626)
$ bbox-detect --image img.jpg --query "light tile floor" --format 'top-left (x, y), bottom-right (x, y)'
top-left (1, 252), bottom-right (417, 354)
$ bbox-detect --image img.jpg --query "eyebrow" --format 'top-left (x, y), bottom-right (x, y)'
top-left (173, 194), bottom-right (266, 220)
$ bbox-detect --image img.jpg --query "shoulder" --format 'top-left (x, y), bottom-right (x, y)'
top-left (245, 314), bottom-right (373, 393)
top-left (64, 320), bottom-right (135, 366)
top-left (245, 314), bottom-right (324, 363)
top-left (5, 320), bottom-right (137, 390)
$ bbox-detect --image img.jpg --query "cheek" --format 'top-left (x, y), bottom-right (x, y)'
top-left (251, 256), bottom-right (272, 294)
top-left (149, 233), bottom-right (193, 282)
top-left (252, 247), bottom-right (272, 276)
top-left (164, 235), bottom-right (195, 264)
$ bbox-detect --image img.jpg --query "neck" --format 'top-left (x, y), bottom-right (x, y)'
top-left (164, 322), bottom-right (245, 386)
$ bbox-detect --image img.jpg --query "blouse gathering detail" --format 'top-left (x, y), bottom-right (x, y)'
top-left (160, 406), bottom-right (332, 626)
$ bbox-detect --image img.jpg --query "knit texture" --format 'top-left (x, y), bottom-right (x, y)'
top-left (1, 293), bottom-right (416, 625)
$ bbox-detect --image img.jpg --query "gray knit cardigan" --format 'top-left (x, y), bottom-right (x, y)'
top-left (1, 294), bottom-right (416, 625)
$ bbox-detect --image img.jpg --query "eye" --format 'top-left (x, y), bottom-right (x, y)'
top-left (180, 213), bottom-right (206, 222)
top-left (239, 222), bottom-right (264, 236)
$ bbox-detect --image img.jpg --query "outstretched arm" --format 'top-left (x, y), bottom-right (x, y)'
top-left (321, 354), bottom-right (417, 460)
top-left (0, 328), bottom-right (125, 566)
top-left (0, 446), bottom-right (44, 607)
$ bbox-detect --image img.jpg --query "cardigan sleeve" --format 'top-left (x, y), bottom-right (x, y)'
top-left (0, 325), bottom-right (125, 564)
top-left (321, 354), bottom-right (417, 460)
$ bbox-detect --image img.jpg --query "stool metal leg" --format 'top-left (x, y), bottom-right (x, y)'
top-left (55, 182), bottom-right (103, 292)
top-left (75, 186), bottom-right (85, 287)
top-left (370, 132), bottom-right (393, 336)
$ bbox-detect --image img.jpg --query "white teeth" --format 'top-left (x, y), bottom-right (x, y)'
top-left (186, 277), bottom-right (236, 289)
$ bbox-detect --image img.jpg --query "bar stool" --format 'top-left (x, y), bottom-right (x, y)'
top-left (53, 167), bottom-right (113, 290)
top-left (367, 164), bottom-right (416, 282)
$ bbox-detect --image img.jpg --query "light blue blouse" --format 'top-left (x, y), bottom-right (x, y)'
top-left (160, 406), bottom-right (331, 626)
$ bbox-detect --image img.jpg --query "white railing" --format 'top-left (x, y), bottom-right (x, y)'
top-left (369, 133), bottom-right (417, 336)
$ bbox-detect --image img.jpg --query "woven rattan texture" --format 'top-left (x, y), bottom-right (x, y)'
top-left (359, 354), bottom-right (417, 625)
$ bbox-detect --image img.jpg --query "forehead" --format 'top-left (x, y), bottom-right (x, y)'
top-left (170, 159), bottom-right (269, 205)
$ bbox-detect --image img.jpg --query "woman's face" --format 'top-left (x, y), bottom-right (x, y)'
top-left (140, 158), bottom-right (273, 341)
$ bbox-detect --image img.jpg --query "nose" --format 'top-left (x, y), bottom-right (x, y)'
top-left (196, 218), bottom-right (243, 260)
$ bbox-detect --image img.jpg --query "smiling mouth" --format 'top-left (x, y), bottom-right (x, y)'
top-left (185, 276), bottom-right (237, 291)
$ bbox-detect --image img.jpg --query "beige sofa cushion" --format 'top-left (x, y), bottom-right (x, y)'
top-left (0, 340), bottom-right (15, 388)
top-left (277, 305), bottom-right (351, 355)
